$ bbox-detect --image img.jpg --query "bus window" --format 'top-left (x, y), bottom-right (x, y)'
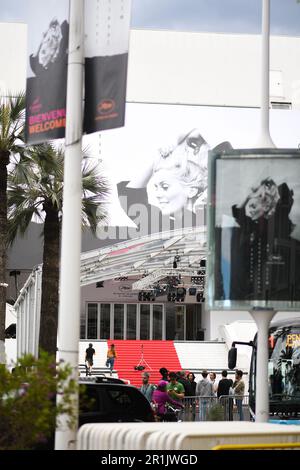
top-left (268, 327), bottom-right (300, 400)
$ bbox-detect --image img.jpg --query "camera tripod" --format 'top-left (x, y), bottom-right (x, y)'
top-left (134, 344), bottom-right (152, 371)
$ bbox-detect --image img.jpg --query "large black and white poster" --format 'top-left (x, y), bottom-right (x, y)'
top-left (84, 0), bottom-right (132, 134)
top-left (9, 103), bottom-right (300, 271)
top-left (25, 0), bottom-right (69, 143)
top-left (210, 151), bottom-right (300, 309)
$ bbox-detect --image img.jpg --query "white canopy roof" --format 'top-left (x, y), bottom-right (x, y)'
top-left (80, 227), bottom-right (207, 286)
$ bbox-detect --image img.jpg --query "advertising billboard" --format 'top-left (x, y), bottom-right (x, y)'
top-left (84, 102), bottom-right (300, 242)
top-left (207, 149), bottom-right (300, 310)
top-left (9, 102), bottom-right (300, 270)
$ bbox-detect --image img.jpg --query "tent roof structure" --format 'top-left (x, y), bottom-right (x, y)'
top-left (80, 227), bottom-right (207, 287)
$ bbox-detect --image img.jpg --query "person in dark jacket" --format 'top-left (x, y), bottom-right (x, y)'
top-left (217, 370), bottom-right (233, 398)
top-left (217, 370), bottom-right (234, 421)
top-left (176, 370), bottom-right (194, 397)
top-left (229, 179), bottom-right (300, 301)
top-left (187, 372), bottom-right (197, 396)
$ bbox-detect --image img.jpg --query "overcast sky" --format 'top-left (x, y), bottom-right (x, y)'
top-left (1, 0), bottom-right (300, 36)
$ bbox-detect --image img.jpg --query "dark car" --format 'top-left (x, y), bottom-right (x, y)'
top-left (79, 379), bottom-right (155, 426)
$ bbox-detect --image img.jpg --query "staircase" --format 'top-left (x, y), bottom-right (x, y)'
top-left (174, 341), bottom-right (229, 373)
top-left (107, 340), bottom-right (181, 387)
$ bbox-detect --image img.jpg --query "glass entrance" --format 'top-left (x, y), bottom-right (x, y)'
top-left (127, 304), bottom-right (137, 339)
top-left (85, 302), bottom-right (165, 340)
top-left (100, 303), bottom-right (110, 339)
top-left (114, 304), bottom-right (125, 339)
top-left (166, 304), bottom-right (186, 340)
top-left (140, 304), bottom-right (150, 340)
top-left (153, 304), bottom-right (163, 340)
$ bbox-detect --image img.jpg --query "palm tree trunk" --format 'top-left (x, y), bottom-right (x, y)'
top-left (0, 151), bottom-right (9, 364)
top-left (39, 205), bottom-right (60, 357)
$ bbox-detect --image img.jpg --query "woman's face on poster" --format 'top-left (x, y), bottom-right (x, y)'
top-left (245, 195), bottom-right (266, 220)
top-left (146, 169), bottom-right (190, 214)
top-left (39, 20), bottom-right (62, 68)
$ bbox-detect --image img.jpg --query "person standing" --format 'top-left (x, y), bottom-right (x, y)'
top-left (85, 343), bottom-right (95, 376)
top-left (177, 370), bottom-right (194, 397)
top-left (167, 372), bottom-right (185, 402)
top-left (233, 369), bottom-right (245, 421)
top-left (159, 367), bottom-right (169, 382)
top-left (187, 372), bottom-right (197, 396)
top-left (152, 381), bottom-right (183, 421)
top-left (209, 372), bottom-right (218, 396)
top-left (217, 370), bottom-right (234, 420)
top-left (196, 370), bottom-right (214, 421)
top-left (106, 343), bottom-right (117, 375)
top-left (139, 372), bottom-right (156, 403)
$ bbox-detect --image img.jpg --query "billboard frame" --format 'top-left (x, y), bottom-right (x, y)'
top-left (207, 148), bottom-right (300, 311)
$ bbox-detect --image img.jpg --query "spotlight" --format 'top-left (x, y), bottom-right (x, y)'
top-left (176, 287), bottom-right (186, 302)
top-left (196, 291), bottom-right (205, 302)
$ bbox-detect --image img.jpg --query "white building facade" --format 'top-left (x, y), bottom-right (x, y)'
top-left (2, 23), bottom-right (300, 352)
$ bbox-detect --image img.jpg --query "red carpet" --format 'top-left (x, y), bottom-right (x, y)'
top-left (107, 340), bottom-right (182, 387)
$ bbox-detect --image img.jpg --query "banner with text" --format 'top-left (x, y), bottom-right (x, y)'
top-left (25, 0), bottom-right (69, 143)
top-left (84, 0), bottom-right (132, 134)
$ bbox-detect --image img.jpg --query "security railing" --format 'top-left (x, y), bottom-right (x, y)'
top-left (179, 395), bottom-right (250, 422)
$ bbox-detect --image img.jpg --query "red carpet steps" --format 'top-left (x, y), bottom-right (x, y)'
top-left (107, 340), bottom-right (182, 387)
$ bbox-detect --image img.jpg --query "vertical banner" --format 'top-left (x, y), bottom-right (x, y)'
top-left (25, 0), bottom-right (70, 144)
top-left (84, 0), bottom-right (132, 134)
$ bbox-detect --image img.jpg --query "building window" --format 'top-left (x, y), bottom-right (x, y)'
top-left (127, 304), bottom-right (137, 339)
top-left (114, 304), bottom-right (124, 339)
top-left (100, 303), bottom-right (110, 339)
top-left (140, 304), bottom-right (150, 340)
top-left (87, 303), bottom-right (98, 339)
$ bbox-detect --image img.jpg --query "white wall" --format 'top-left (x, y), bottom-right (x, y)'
top-left (127, 30), bottom-right (300, 109)
top-left (0, 22), bottom-right (27, 94)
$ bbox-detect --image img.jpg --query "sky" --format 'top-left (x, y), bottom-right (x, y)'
top-left (1, 0), bottom-right (300, 36)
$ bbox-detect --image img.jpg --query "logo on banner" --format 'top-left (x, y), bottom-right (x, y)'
top-left (97, 99), bottom-right (116, 115)
top-left (30, 97), bottom-right (42, 114)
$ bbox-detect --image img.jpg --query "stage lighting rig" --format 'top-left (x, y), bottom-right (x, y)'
top-left (173, 255), bottom-right (181, 269)
top-left (176, 287), bottom-right (186, 302)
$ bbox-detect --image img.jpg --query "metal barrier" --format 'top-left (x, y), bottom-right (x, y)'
top-left (219, 394), bottom-right (250, 422)
top-left (180, 395), bottom-right (250, 422)
top-left (181, 396), bottom-right (220, 422)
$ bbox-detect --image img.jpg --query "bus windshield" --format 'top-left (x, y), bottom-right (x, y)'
top-left (268, 326), bottom-right (300, 401)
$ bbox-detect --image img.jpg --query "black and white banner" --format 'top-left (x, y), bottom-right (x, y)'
top-left (25, 0), bottom-right (70, 144)
top-left (84, 0), bottom-right (132, 134)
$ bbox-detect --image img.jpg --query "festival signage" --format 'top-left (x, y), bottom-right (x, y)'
top-left (25, 0), bottom-right (69, 143)
top-left (84, 0), bottom-right (132, 134)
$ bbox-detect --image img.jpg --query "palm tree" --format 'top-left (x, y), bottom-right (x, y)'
top-left (8, 143), bottom-right (108, 357)
top-left (0, 92), bottom-right (25, 364)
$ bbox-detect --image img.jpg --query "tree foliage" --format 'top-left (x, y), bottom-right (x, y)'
top-left (0, 352), bottom-right (77, 450)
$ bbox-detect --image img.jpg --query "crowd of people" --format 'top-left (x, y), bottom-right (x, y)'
top-left (138, 368), bottom-right (245, 422)
top-left (84, 344), bottom-right (245, 421)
